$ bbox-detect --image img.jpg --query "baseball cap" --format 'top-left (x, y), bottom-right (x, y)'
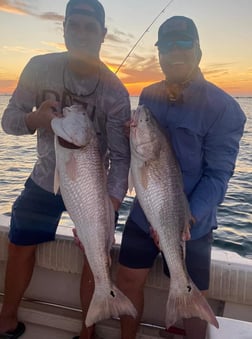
top-left (65, 0), bottom-right (105, 28)
top-left (155, 16), bottom-right (199, 47)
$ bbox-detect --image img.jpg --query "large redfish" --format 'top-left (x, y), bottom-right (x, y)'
top-left (51, 105), bottom-right (137, 326)
top-left (129, 104), bottom-right (218, 329)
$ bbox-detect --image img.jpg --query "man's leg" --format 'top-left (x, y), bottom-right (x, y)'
top-left (116, 217), bottom-right (159, 339)
top-left (0, 243), bottom-right (36, 333)
top-left (0, 178), bottom-right (65, 334)
top-left (183, 232), bottom-right (213, 339)
top-left (184, 316), bottom-right (207, 339)
top-left (117, 264), bottom-right (150, 339)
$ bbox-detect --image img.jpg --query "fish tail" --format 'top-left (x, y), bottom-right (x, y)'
top-left (85, 283), bottom-right (137, 327)
top-left (165, 281), bottom-right (219, 330)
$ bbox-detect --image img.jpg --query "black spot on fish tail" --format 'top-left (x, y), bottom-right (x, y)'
top-left (187, 285), bottom-right (192, 292)
top-left (110, 290), bottom-right (116, 298)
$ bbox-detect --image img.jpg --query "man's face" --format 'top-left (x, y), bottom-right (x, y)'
top-left (158, 40), bottom-right (200, 84)
top-left (64, 13), bottom-right (106, 61)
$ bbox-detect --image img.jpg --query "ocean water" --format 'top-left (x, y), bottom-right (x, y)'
top-left (0, 95), bottom-right (251, 259)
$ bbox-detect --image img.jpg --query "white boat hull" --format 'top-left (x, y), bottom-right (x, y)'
top-left (1, 214), bottom-right (252, 338)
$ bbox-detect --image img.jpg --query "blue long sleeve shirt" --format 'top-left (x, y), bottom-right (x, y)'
top-left (130, 70), bottom-right (246, 240)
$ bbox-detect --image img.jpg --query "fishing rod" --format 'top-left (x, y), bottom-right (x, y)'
top-left (115, 0), bottom-right (176, 74)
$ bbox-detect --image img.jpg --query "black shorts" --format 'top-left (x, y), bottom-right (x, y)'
top-left (119, 217), bottom-right (213, 290)
top-left (9, 178), bottom-right (66, 245)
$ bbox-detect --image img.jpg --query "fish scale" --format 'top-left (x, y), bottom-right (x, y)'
top-left (130, 104), bottom-right (219, 329)
top-left (51, 104), bottom-right (137, 327)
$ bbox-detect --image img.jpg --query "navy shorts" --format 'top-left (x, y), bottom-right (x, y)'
top-left (119, 217), bottom-right (213, 290)
top-left (9, 178), bottom-right (66, 246)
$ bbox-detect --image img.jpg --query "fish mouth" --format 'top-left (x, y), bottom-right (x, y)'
top-left (130, 116), bottom-right (139, 128)
top-left (51, 106), bottom-right (93, 147)
top-left (131, 105), bottom-right (144, 126)
top-left (51, 117), bottom-right (75, 144)
top-left (57, 136), bottom-right (82, 149)
top-left (52, 117), bottom-right (87, 147)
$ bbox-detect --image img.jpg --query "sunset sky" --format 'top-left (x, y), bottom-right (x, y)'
top-left (0, 0), bottom-right (252, 96)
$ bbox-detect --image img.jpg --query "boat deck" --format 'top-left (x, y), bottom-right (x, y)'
top-left (0, 297), bottom-right (186, 338)
top-left (1, 297), bottom-right (252, 339)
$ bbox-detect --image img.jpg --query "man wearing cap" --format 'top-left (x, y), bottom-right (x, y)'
top-left (116, 16), bottom-right (246, 339)
top-left (0, 1), bottom-right (130, 338)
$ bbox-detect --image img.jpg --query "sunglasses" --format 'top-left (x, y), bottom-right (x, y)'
top-left (158, 40), bottom-right (194, 53)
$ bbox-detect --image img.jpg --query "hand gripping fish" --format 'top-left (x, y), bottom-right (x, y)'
top-left (129, 105), bottom-right (219, 329)
top-left (51, 105), bottom-right (137, 326)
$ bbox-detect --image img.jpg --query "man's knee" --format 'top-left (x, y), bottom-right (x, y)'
top-left (116, 264), bottom-right (149, 292)
top-left (8, 242), bottom-right (36, 261)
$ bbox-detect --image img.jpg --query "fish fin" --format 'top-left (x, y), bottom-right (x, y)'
top-left (66, 153), bottom-right (77, 181)
top-left (128, 167), bottom-right (135, 193)
top-left (165, 278), bottom-right (219, 330)
top-left (140, 162), bottom-right (149, 189)
top-left (53, 168), bottom-right (60, 194)
top-left (53, 137), bottom-right (60, 194)
top-left (85, 283), bottom-right (137, 327)
top-left (107, 198), bottom-right (116, 254)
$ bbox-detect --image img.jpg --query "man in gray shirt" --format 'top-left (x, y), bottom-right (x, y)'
top-left (0, 1), bottom-right (130, 338)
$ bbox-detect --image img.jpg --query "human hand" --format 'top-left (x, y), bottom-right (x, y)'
top-left (181, 224), bottom-right (191, 241)
top-left (25, 99), bottom-right (60, 132)
top-left (150, 217), bottom-right (194, 248)
top-left (181, 217), bottom-right (195, 241)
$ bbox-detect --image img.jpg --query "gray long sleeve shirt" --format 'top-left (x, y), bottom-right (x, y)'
top-left (1, 52), bottom-right (131, 202)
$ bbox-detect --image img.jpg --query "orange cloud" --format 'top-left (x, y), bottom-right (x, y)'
top-left (104, 54), bottom-right (163, 95)
top-left (1, 40), bottom-right (251, 97)
top-left (0, 0), bottom-right (63, 21)
top-left (202, 63), bottom-right (252, 96)
top-left (0, 0), bottom-right (30, 15)
top-left (38, 12), bottom-right (64, 22)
